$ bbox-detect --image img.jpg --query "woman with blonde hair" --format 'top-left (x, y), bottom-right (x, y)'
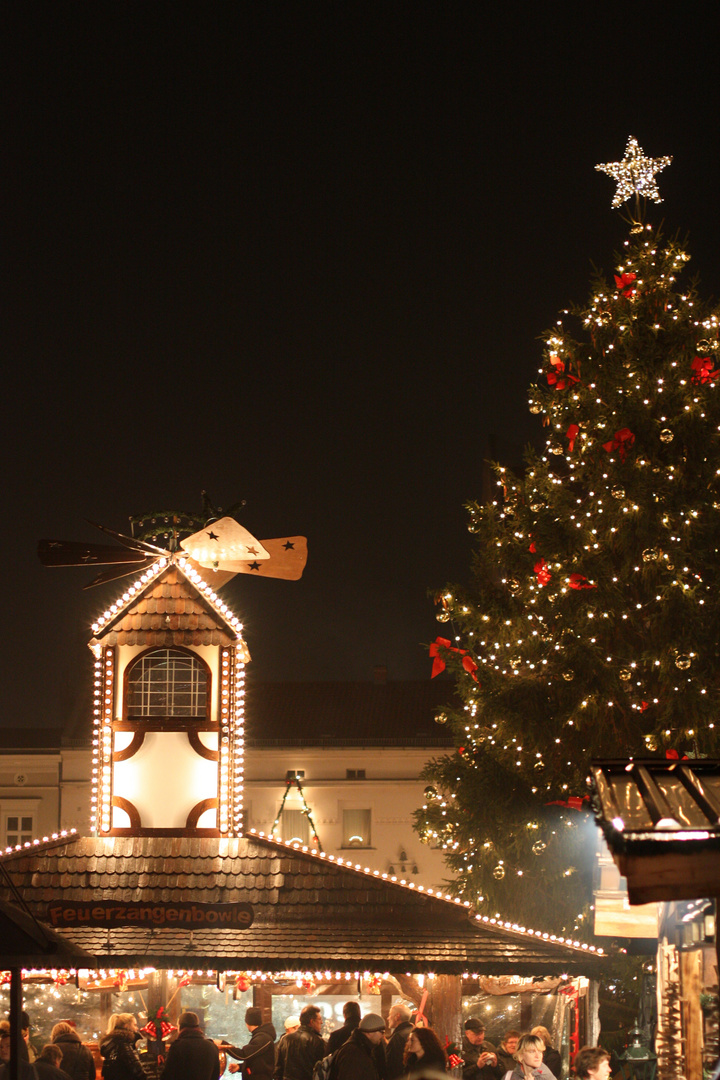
top-left (501, 1035), bottom-right (555, 1080)
top-left (51, 1023), bottom-right (95, 1080)
top-left (530, 1027), bottom-right (561, 1080)
top-left (100, 1015), bottom-right (147, 1080)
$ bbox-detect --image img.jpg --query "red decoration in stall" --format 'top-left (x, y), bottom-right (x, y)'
top-left (603, 427), bottom-right (635, 460)
top-left (140, 1007), bottom-right (177, 1042)
top-left (236, 975), bottom-right (251, 992)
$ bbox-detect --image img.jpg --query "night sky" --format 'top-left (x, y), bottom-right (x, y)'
top-left (5, 5), bottom-right (720, 730)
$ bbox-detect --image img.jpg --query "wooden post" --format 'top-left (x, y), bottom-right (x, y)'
top-left (680, 950), bottom-right (702, 1080)
top-left (427, 975), bottom-right (461, 1049)
top-left (254, 981), bottom-right (273, 1024)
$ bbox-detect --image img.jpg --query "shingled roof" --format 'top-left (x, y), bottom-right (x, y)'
top-left (89, 563), bottom-right (240, 648)
top-left (0, 831), bottom-right (603, 975)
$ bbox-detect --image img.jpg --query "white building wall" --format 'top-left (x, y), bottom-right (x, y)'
top-left (0, 743), bottom-right (451, 889)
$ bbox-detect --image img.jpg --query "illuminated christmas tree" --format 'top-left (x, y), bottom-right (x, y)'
top-left (415, 139), bottom-right (720, 935)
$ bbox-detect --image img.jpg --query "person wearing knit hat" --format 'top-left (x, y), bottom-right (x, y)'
top-left (330, 1014), bottom-right (385, 1080)
top-left (162, 1011), bottom-right (220, 1080)
top-left (220, 1008), bottom-right (277, 1080)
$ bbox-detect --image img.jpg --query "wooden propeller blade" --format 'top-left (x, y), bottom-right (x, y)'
top-left (82, 558), bottom-right (158, 589)
top-left (38, 539), bottom-right (149, 567)
top-left (87, 520), bottom-right (169, 556)
top-left (218, 536), bottom-right (308, 580)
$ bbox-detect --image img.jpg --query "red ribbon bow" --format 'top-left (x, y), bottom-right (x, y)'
top-left (568, 573), bottom-right (596, 590)
top-left (603, 427), bottom-right (635, 460)
top-left (546, 796), bottom-right (588, 811)
top-left (691, 356), bottom-right (719, 384)
top-left (566, 424), bottom-right (580, 452)
top-left (429, 637), bottom-right (478, 682)
top-left (546, 355), bottom-right (579, 391)
top-left (614, 271), bottom-right (636, 296)
top-left (665, 749), bottom-right (689, 760)
top-left (534, 559), bottom-right (551, 586)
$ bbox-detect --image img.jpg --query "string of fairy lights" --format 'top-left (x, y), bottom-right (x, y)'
top-left (417, 142), bottom-right (720, 933)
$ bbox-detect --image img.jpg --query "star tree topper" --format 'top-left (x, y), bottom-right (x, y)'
top-left (596, 136), bottom-right (672, 208)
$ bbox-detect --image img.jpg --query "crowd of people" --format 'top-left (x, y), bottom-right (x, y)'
top-left (0, 1006), bottom-right (611, 1080)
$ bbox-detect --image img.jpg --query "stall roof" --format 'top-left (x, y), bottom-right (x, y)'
top-left (0, 831), bottom-right (604, 975)
top-left (590, 758), bottom-right (720, 903)
top-left (0, 898), bottom-right (97, 967)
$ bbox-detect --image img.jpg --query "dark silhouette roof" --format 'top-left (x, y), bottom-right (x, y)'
top-left (244, 679), bottom-right (456, 746)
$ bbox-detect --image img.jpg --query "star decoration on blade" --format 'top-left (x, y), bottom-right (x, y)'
top-left (596, 136), bottom-right (672, 208)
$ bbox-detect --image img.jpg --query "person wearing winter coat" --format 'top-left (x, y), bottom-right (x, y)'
top-left (384, 1006), bottom-right (414, 1080)
top-left (162, 1012), bottom-right (220, 1080)
top-left (462, 1020), bottom-right (497, 1080)
top-left (330, 1015), bottom-right (386, 1080)
top-left (221, 1008), bottom-right (276, 1080)
top-left (100, 1014), bottom-right (147, 1080)
top-left (274, 1006), bottom-right (325, 1080)
top-left (327, 1004), bottom-right (361, 1056)
top-left (51, 1023), bottom-right (96, 1080)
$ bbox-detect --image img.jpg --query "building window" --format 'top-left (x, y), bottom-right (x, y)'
top-left (346, 769), bottom-right (366, 779)
top-left (343, 808), bottom-right (371, 847)
top-left (281, 809), bottom-right (311, 845)
top-left (3, 813), bottom-right (33, 848)
top-left (126, 648), bottom-right (208, 718)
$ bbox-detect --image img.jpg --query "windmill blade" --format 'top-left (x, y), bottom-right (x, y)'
top-left (87, 519), bottom-right (170, 556)
top-left (83, 557), bottom-right (159, 589)
top-left (218, 536), bottom-right (308, 580)
top-left (180, 516), bottom-right (270, 566)
top-left (38, 540), bottom-right (150, 567)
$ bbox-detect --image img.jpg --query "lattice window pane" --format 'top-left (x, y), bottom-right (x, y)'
top-left (126, 649), bottom-right (207, 717)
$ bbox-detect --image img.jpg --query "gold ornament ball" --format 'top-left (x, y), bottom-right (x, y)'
top-left (642, 548), bottom-right (659, 562)
top-left (529, 402), bottom-right (542, 414)
top-left (533, 759), bottom-right (545, 771)
top-left (532, 840), bottom-right (547, 855)
top-left (619, 668), bottom-right (632, 681)
top-left (436, 610), bottom-right (450, 623)
top-left (562, 670), bottom-right (575, 681)
top-left (659, 429), bottom-right (674, 443)
top-left (492, 864), bottom-right (506, 880)
top-left (611, 486), bottom-right (625, 499)
top-left (435, 712), bottom-right (447, 725)
top-left (675, 654), bottom-right (691, 670)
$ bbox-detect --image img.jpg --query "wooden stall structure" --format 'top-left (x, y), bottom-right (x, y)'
top-left (590, 759), bottom-right (720, 1080)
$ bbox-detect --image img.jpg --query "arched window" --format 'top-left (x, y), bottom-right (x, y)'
top-left (125, 648), bottom-right (209, 718)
